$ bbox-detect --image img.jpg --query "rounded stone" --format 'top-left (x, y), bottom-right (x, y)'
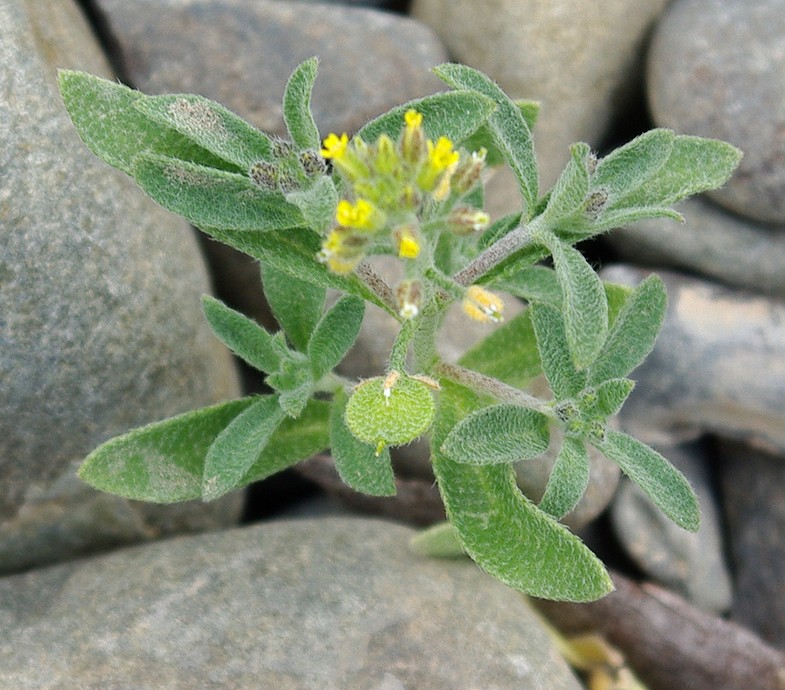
top-left (647, 0), bottom-right (785, 223)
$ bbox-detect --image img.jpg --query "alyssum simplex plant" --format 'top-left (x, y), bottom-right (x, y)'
top-left (58, 59), bottom-right (740, 602)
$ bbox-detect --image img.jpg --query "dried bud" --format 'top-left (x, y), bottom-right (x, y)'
top-left (462, 285), bottom-right (504, 323)
top-left (446, 207), bottom-right (490, 235)
top-left (396, 279), bottom-right (422, 319)
top-left (299, 149), bottom-right (327, 177)
top-left (249, 161), bottom-right (278, 190)
top-left (451, 148), bottom-right (486, 194)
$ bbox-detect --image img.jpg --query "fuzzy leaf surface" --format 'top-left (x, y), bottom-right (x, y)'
top-left (460, 99), bottom-right (540, 166)
top-left (283, 57), bottom-right (321, 150)
top-left (132, 154), bottom-right (303, 231)
top-left (357, 91), bottom-right (495, 145)
top-left (538, 436), bottom-right (590, 520)
top-left (202, 395), bottom-right (286, 500)
top-left (441, 403), bottom-right (550, 465)
top-left (434, 63), bottom-right (538, 218)
top-left (260, 265), bottom-right (325, 352)
top-left (493, 266), bottom-right (563, 309)
top-left (596, 430), bottom-right (700, 532)
top-left (133, 93), bottom-right (274, 168)
top-left (540, 142), bottom-right (591, 224)
top-left (330, 389), bottom-right (396, 496)
top-left (409, 521), bottom-right (466, 558)
top-left (58, 70), bottom-right (230, 175)
top-left (587, 274), bottom-right (667, 385)
top-left (202, 295), bottom-right (281, 373)
top-left (78, 398), bottom-right (256, 502)
top-left (432, 381), bottom-right (613, 601)
top-left (308, 296), bottom-right (365, 379)
top-left (285, 175), bottom-right (338, 234)
top-left (530, 303), bottom-right (586, 399)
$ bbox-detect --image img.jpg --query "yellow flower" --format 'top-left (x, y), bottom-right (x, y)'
top-left (428, 137), bottom-right (460, 171)
top-left (321, 132), bottom-right (349, 159)
top-left (404, 110), bottom-right (423, 129)
top-left (317, 227), bottom-right (367, 274)
top-left (417, 136), bottom-right (460, 193)
top-left (394, 225), bottom-right (421, 259)
top-left (462, 285), bottom-right (504, 323)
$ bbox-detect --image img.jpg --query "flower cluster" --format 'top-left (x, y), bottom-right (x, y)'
top-left (318, 110), bottom-right (494, 320)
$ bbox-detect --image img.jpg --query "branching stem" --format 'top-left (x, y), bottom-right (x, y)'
top-left (452, 222), bottom-right (537, 286)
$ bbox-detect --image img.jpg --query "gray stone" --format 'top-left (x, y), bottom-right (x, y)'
top-left (718, 439), bottom-right (785, 648)
top-left (608, 196), bottom-right (785, 297)
top-left (0, 517), bottom-right (583, 690)
top-left (412, 0), bottom-right (670, 188)
top-left (648, 0), bottom-right (785, 223)
top-left (602, 265), bottom-right (785, 454)
top-left (0, 0), bottom-right (241, 569)
top-left (96, 0), bottom-right (448, 325)
top-left (610, 441), bottom-right (732, 613)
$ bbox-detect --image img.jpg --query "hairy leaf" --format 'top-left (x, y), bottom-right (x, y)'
top-left (433, 381), bottom-right (613, 601)
top-left (540, 142), bottom-right (591, 224)
top-left (530, 303), bottom-right (586, 399)
top-left (202, 395), bottom-right (286, 500)
top-left (357, 91), bottom-right (495, 145)
top-left (409, 521), bottom-right (466, 558)
top-left (460, 99), bottom-right (540, 166)
top-left (539, 436), bottom-right (590, 520)
top-left (285, 174), bottom-right (338, 234)
top-left (595, 430), bottom-right (700, 532)
top-left (308, 296), bottom-right (365, 379)
top-left (202, 295), bottom-right (281, 373)
top-left (78, 398), bottom-right (256, 502)
top-left (591, 378), bottom-right (635, 418)
top-left (493, 265), bottom-right (563, 309)
top-left (588, 274), bottom-right (667, 384)
top-left (260, 265), bottom-right (325, 352)
top-left (133, 93), bottom-right (274, 168)
top-left (435, 63), bottom-right (538, 218)
top-left (441, 403), bottom-right (550, 465)
top-left (283, 57), bottom-right (321, 150)
top-left (330, 389), bottom-right (396, 496)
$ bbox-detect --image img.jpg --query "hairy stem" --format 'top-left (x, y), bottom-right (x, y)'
top-left (356, 261), bottom-right (398, 314)
top-left (453, 222), bottom-right (537, 286)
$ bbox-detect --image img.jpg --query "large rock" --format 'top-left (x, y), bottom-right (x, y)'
top-left (648, 0), bottom-right (785, 223)
top-left (602, 266), bottom-right (785, 454)
top-left (411, 0), bottom-right (670, 188)
top-left (95, 0), bottom-right (449, 325)
top-left (608, 196), bottom-right (785, 297)
top-left (0, 517), bottom-right (583, 690)
top-left (0, 0), bottom-right (241, 570)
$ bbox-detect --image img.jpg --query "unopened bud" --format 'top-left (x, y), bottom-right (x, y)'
top-left (394, 225), bottom-right (421, 260)
top-left (299, 149), bottom-right (327, 177)
top-left (583, 189), bottom-right (609, 219)
top-left (446, 207), bottom-right (490, 235)
top-left (451, 148), bottom-right (486, 194)
top-left (401, 109), bottom-right (427, 164)
top-left (462, 285), bottom-right (504, 324)
top-left (396, 280), bottom-right (422, 319)
top-left (249, 161), bottom-right (278, 190)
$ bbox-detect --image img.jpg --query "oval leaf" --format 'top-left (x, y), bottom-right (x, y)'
top-left (539, 436), bottom-right (590, 520)
top-left (283, 57), bottom-right (321, 150)
top-left (78, 398), bottom-right (256, 502)
top-left (441, 403), bottom-right (550, 465)
top-left (530, 303), bottom-right (586, 400)
top-left (308, 295), bottom-right (365, 379)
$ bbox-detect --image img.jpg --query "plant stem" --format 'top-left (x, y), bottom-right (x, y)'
top-left (356, 261), bottom-right (398, 314)
top-left (434, 361), bottom-right (553, 415)
top-left (388, 319), bottom-right (415, 372)
top-left (452, 222), bottom-right (537, 286)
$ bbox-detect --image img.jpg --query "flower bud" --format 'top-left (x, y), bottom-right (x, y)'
top-left (451, 148), bottom-right (486, 194)
top-left (393, 224), bottom-right (421, 260)
top-left (401, 109), bottom-right (427, 164)
top-left (446, 207), bottom-right (490, 235)
top-left (462, 285), bottom-right (504, 323)
top-left (396, 279), bottom-right (422, 319)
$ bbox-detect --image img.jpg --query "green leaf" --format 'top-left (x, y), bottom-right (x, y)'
top-left (409, 521), bottom-right (466, 558)
top-left (434, 63), bottom-right (538, 218)
top-left (78, 398), bottom-right (256, 502)
top-left (260, 265), bottom-right (325, 352)
top-left (530, 303), bottom-right (586, 399)
top-left (283, 57), bottom-right (321, 151)
top-left (202, 394), bottom-right (286, 500)
top-left (460, 99), bottom-right (540, 166)
top-left (132, 93), bottom-right (274, 168)
top-left (539, 142), bottom-right (591, 224)
top-left (492, 265), bottom-right (562, 309)
top-left (441, 403), bottom-right (550, 465)
top-left (584, 206), bottom-right (684, 234)
top-left (614, 135), bottom-right (742, 209)
top-left (458, 310), bottom-right (542, 389)
top-left (544, 233), bottom-right (608, 369)
top-left (539, 436), bottom-right (590, 520)
top-left (356, 91), bottom-right (496, 145)
top-left (330, 389), bottom-right (396, 496)
top-left (202, 295), bottom-right (281, 373)
top-left (205, 226), bottom-right (395, 315)
top-left (58, 70), bottom-right (231, 176)
top-left (592, 378), bottom-right (635, 417)
top-left (593, 129), bottom-right (674, 203)
top-left (240, 399), bottom-right (330, 484)
top-left (266, 352), bottom-right (313, 417)
top-left (132, 154), bottom-right (303, 231)
top-left (587, 274), bottom-right (667, 384)
top-left (285, 174), bottom-right (338, 234)
top-left (345, 375), bottom-right (436, 451)
top-left (432, 381), bottom-right (613, 601)
top-left (308, 295), bottom-right (365, 378)
top-left (478, 212), bottom-right (521, 251)
top-left (595, 430), bottom-right (700, 532)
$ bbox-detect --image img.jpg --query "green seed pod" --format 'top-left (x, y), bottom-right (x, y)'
top-left (345, 373), bottom-right (436, 454)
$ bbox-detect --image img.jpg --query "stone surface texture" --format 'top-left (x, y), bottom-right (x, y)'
top-left (647, 0), bottom-right (785, 223)
top-left (0, 0), bottom-right (242, 569)
top-left (0, 517), bottom-right (583, 690)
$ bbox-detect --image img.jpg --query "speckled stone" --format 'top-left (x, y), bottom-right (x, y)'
top-left (0, 0), bottom-right (242, 569)
top-left (607, 196), bottom-right (785, 297)
top-left (647, 0), bottom-right (785, 223)
top-left (0, 517), bottom-right (583, 690)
